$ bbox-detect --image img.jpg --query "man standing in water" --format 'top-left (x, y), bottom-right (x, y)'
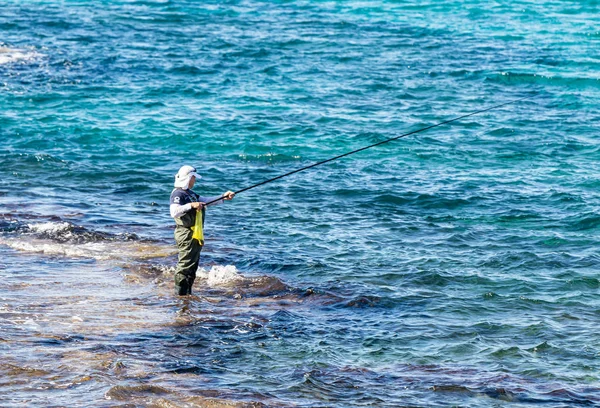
top-left (170, 165), bottom-right (235, 296)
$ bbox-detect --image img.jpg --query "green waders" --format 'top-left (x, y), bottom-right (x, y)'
top-left (174, 225), bottom-right (202, 295)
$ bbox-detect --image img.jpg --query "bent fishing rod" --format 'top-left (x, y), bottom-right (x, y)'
top-left (205, 94), bottom-right (536, 206)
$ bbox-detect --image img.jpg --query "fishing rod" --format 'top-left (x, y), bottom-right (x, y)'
top-left (205, 94), bottom-right (536, 206)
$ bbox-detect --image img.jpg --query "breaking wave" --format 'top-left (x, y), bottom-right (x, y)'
top-left (0, 218), bottom-right (174, 261)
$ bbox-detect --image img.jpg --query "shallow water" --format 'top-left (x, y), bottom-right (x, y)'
top-left (1, 0), bottom-right (600, 406)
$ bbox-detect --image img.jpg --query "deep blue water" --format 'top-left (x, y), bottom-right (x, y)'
top-left (1, 1), bottom-right (600, 407)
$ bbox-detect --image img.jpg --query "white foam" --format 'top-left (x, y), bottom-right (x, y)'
top-left (198, 265), bottom-right (243, 287)
top-left (22, 319), bottom-right (41, 330)
top-left (0, 237), bottom-right (175, 261)
top-left (0, 47), bottom-right (43, 65)
top-left (1, 238), bottom-right (117, 260)
top-left (27, 221), bottom-right (74, 236)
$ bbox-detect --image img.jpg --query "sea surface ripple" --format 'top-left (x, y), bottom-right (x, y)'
top-left (1, 1), bottom-right (599, 407)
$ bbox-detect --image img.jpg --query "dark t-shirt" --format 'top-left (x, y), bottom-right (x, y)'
top-left (170, 188), bottom-right (201, 227)
top-left (170, 188), bottom-right (199, 207)
top-left (170, 188), bottom-right (220, 228)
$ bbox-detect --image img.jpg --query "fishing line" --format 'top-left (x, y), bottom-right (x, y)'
top-left (205, 94), bottom-right (535, 205)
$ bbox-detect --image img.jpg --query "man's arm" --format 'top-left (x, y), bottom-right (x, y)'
top-left (198, 191), bottom-right (235, 207)
top-left (170, 202), bottom-right (193, 218)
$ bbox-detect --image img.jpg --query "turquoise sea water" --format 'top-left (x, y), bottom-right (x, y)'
top-left (1, 1), bottom-right (600, 406)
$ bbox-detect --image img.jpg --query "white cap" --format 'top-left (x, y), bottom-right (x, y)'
top-left (174, 165), bottom-right (201, 189)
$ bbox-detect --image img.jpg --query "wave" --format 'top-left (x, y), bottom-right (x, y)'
top-left (196, 265), bottom-right (313, 300)
top-left (567, 213), bottom-right (600, 231)
top-left (291, 363), bottom-right (600, 406)
top-left (197, 264), bottom-right (244, 287)
top-left (0, 237), bottom-right (174, 261)
top-left (13, 220), bottom-right (138, 244)
top-left (105, 384), bottom-right (275, 407)
top-left (0, 46), bottom-right (44, 65)
top-left (0, 45), bottom-right (45, 65)
top-left (193, 266), bottom-right (402, 309)
top-left (0, 218), bottom-right (174, 261)
top-left (486, 71), bottom-right (600, 90)
top-left (236, 152), bottom-right (302, 164)
top-left (374, 192), bottom-right (471, 210)
top-left (129, 263), bottom-right (342, 307)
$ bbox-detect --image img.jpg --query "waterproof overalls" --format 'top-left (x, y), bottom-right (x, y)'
top-left (170, 188), bottom-right (205, 295)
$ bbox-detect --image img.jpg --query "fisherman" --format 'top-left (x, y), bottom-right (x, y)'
top-left (170, 165), bottom-right (235, 296)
